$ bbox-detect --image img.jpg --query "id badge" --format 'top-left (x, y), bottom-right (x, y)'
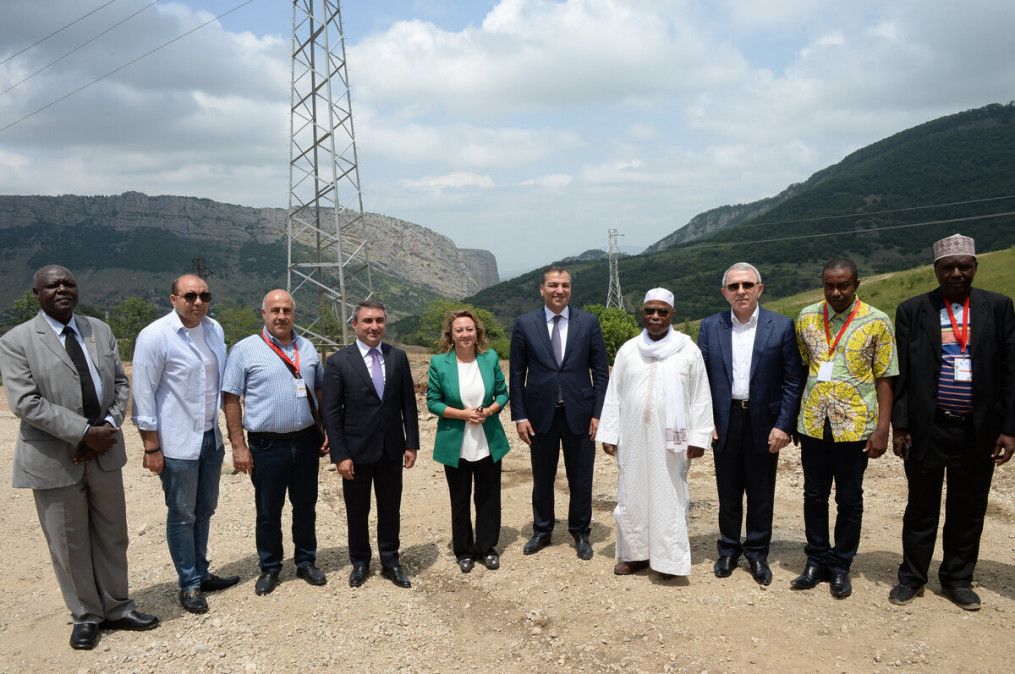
top-left (954, 358), bottom-right (972, 382)
top-left (295, 378), bottom-right (308, 398)
top-left (817, 361), bottom-right (834, 382)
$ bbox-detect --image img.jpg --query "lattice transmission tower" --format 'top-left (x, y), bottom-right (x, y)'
top-left (288, 0), bottom-right (372, 348)
top-left (605, 228), bottom-right (625, 310)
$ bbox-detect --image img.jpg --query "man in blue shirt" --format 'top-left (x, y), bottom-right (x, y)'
top-left (223, 289), bottom-right (328, 596)
top-left (132, 274), bottom-right (239, 614)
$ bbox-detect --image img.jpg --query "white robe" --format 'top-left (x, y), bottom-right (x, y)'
top-left (596, 331), bottom-right (714, 575)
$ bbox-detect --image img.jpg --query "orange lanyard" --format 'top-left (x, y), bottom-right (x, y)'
top-left (823, 299), bottom-right (861, 358)
top-left (260, 331), bottom-right (301, 376)
top-left (944, 296), bottom-right (970, 354)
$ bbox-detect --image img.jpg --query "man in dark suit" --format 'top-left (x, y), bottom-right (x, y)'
top-left (890, 233), bottom-right (1015, 611)
top-left (323, 300), bottom-right (420, 588)
top-left (698, 262), bottom-right (804, 586)
top-left (509, 266), bottom-right (609, 559)
top-left (0, 265), bottom-right (158, 650)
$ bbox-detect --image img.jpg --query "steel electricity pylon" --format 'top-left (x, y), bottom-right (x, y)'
top-left (288, 0), bottom-right (372, 348)
top-left (605, 228), bottom-right (625, 310)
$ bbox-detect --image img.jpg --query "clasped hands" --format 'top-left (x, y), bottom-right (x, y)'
top-left (73, 422), bottom-right (121, 464)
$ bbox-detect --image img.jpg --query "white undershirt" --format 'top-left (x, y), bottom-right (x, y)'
top-left (186, 323), bottom-right (219, 430)
top-left (457, 358), bottom-right (490, 462)
top-left (730, 306), bottom-right (759, 401)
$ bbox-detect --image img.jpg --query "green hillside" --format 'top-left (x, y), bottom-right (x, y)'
top-left (465, 103), bottom-right (1015, 327)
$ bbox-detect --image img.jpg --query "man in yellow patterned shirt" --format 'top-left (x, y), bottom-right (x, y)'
top-left (791, 257), bottom-right (898, 599)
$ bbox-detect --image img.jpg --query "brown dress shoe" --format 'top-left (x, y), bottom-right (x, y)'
top-left (613, 559), bottom-right (650, 575)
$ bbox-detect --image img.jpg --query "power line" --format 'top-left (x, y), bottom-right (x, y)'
top-left (0, 0), bottom-right (120, 67)
top-left (0, 1), bottom-right (159, 98)
top-left (0, 0), bottom-right (257, 135)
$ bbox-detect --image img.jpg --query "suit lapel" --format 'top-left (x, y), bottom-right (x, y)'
top-left (749, 311), bottom-right (773, 382)
top-left (346, 344), bottom-right (376, 396)
top-left (33, 313), bottom-right (75, 373)
top-left (444, 352), bottom-right (463, 408)
top-left (382, 343), bottom-right (394, 401)
top-left (559, 308), bottom-right (577, 368)
top-left (533, 309), bottom-right (557, 368)
top-left (477, 351), bottom-right (493, 404)
top-left (924, 290), bottom-right (943, 365)
top-left (718, 312), bottom-right (733, 387)
top-left (969, 288), bottom-right (988, 366)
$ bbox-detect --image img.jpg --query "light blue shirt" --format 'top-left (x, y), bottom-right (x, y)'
top-left (40, 311), bottom-right (114, 430)
top-left (130, 311), bottom-right (227, 460)
top-left (222, 330), bottom-right (324, 433)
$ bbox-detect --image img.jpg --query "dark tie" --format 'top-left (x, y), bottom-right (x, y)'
top-left (368, 348), bottom-right (384, 399)
top-left (62, 326), bottom-right (102, 423)
top-left (551, 315), bottom-right (563, 403)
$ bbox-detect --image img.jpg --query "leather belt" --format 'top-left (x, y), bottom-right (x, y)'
top-left (732, 399), bottom-right (750, 409)
top-left (935, 409), bottom-right (971, 424)
top-left (248, 426), bottom-right (316, 441)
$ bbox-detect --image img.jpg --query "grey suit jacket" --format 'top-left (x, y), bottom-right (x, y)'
top-left (0, 312), bottom-right (129, 489)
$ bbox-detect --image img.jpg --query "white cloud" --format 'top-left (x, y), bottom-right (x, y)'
top-left (401, 171), bottom-right (495, 193)
top-left (519, 174), bottom-right (572, 188)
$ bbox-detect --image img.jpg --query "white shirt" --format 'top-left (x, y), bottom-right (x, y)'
top-left (131, 311), bottom-right (227, 460)
top-left (40, 312), bottom-right (113, 430)
top-left (356, 339), bottom-right (386, 384)
top-left (544, 305), bottom-right (570, 361)
top-left (456, 358), bottom-right (491, 462)
top-left (185, 322), bottom-right (220, 429)
top-left (730, 306), bottom-right (759, 401)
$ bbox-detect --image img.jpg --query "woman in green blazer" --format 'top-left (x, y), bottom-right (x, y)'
top-left (426, 309), bottom-right (510, 573)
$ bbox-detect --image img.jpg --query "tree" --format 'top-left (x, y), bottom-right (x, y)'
top-left (583, 304), bottom-right (640, 364)
top-left (11, 289), bottom-right (38, 324)
top-left (108, 297), bottom-right (160, 360)
top-left (415, 299), bottom-right (511, 357)
top-left (215, 304), bottom-right (262, 348)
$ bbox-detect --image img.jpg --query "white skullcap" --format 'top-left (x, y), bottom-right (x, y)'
top-left (643, 287), bottom-right (674, 307)
top-left (933, 233), bottom-right (976, 261)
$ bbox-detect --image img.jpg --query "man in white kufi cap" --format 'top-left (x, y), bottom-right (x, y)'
top-left (596, 288), bottom-right (713, 579)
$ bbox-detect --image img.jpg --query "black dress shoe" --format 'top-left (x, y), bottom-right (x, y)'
top-left (749, 559), bottom-right (773, 586)
top-left (178, 589), bottom-right (209, 614)
top-left (888, 583), bottom-right (924, 606)
top-left (348, 563), bottom-right (369, 588)
top-left (201, 573), bottom-right (241, 592)
top-left (790, 563), bottom-right (828, 590)
top-left (481, 552), bottom-right (500, 570)
top-left (714, 555), bottom-right (737, 578)
top-left (830, 571), bottom-right (852, 598)
top-left (101, 609), bottom-right (161, 630)
top-left (523, 533), bottom-right (551, 555)
top-left (944, 585), bottom-right (981, 611)
top-left (70, 622), bottom-right (99, 650)
top-left (297, 564), bottom-right (328, 586)
top-left (457, 557), bottom-right (475, 573)
top-left (254, 569), bottom-right (280, 596)
top-left (381, 565), bottom-right (412, 588)
top-left (575, 536), bottom-right (593, 561)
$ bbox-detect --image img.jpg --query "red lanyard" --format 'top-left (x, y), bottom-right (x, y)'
top-left (260, 330), bottom-right (301, 376)
top-left (944, 296), bottom-right (970, 353)
top-left (823, 299), bottom-right (861, 358)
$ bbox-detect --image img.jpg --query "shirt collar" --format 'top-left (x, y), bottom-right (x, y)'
top-left (828, 298), bottom-right (860, 318)
top-left (544, 305), bottom-right (570, 322)
top-left (356, 338), bottom-right (383, 356)
top-left (41, 310), bottom-right (79, 337)
top-left (264, 328), bottom-right (298, 350)
top-left (730, 305), bottom-right (760, 328)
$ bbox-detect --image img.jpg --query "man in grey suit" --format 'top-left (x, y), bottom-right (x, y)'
top-left (0, 265), bottom-right (158, 650)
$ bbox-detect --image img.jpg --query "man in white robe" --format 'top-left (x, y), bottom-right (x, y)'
top-left (597, 288), bottom-right (714, 578)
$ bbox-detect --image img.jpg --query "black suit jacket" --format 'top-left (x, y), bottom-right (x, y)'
top-left (893, 287), bottom-right (1015, 460)
top-left (698, 307), bottom-right (804, 453)
top-left (508, 306), bottom-right (609, 435)
top-left (323, 342), bottom-right (420, 464)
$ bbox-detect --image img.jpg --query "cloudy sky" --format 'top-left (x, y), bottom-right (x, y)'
top-left (1, 1), bottom-right (1012, 277)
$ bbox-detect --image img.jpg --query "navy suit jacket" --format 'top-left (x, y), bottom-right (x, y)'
top-left (323, 342), bottom-right (420, 464)
top-left (509, 306), bottom-right (609, 435)
top-left (698, 307), bottom-right (804, 453)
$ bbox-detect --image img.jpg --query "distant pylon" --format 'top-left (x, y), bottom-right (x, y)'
top-left (605, 228), bottom-right (625, 310)
top-left (288, 0), bottom-right (372, 349)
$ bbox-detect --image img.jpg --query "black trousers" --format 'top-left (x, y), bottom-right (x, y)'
top-left (343, 454), bottom-right (403, 569)
top-left (898, 416), bottom-right (994, 588)
top-left (530, 406), bottom-right (595, 538)
top-left (444, 455), bottom-right (502, 559)
top-left (248, 428), bottom-right (319, 572)
top-left (715, 404), bottom-right (779, 561)
top-left (799, 421), bottom-right (869, 573)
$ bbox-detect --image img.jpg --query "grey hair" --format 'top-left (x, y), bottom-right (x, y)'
top-left (721, 262), bottom-right (762, 288)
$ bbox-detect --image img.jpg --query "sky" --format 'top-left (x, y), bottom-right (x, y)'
top-left (1, 1), bottom-right (1012, 278)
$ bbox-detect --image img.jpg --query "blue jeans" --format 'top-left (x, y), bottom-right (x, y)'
top-left (160, 430), bottom-right (224, 590)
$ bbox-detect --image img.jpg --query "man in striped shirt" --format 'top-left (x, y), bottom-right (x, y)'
top-left (890, 233), bottom-right (1015, 611)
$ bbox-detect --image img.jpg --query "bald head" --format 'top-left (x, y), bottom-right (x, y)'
top-left (33, 264), bottom-right (73, 290)
top-left (261, 289), bottom-right (296, 345)
top-left (172, 274), bottom-right (204, 295)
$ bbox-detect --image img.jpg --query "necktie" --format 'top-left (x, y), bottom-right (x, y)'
top-left (62, 326), bottom-right (101, 423)
top-left (551, 315), bottom-right (563, 403)
top-left (368, 348), bottom-right (384, 399)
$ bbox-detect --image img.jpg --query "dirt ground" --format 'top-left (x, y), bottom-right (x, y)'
top-left (0, 354), bottom-right (1013, 673)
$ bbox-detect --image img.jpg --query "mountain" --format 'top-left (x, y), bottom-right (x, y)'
top-left (465, 102), bottom-right (1015, 325)
top-left (0, 192), bottom-right (499, 317)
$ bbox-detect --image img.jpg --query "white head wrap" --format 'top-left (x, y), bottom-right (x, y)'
top-left (643, 287), bottom-right (674, 307)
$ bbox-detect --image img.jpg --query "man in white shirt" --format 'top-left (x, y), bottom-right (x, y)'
top-left (132, 274), bottom-right (238, 614)
top-left (697, 263), bottom-right (804, 586)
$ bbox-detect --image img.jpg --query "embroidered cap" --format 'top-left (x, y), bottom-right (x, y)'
top-left (933, 233), bottom-right (975, 262)
top-left (643, 287), bottom-right (674, 308)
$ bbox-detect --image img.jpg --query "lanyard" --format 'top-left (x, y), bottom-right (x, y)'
top-left (260, 330), bottom-right (301, 377)
top-left (823, 299), bottom-right (861, 358)
top-left (944, 296), bottom-right (970, 354)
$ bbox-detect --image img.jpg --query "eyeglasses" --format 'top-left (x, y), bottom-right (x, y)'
top-left (176, 291), bottom-right (212, 303)
top-left (643, 307), bottom-right (671, 317)
top-left (725, 282), bottom-right (757, 292)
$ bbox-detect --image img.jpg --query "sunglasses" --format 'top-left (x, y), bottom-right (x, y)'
top-left (725, 281), bottom-right (757, 292)
top-left (643, 307), bottom-right (671, 317)
top-left (175, 291), bottom-right (212, 303)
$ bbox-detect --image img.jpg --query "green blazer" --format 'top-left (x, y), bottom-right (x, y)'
top-left (426, 349), bottom-right (511, 467)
